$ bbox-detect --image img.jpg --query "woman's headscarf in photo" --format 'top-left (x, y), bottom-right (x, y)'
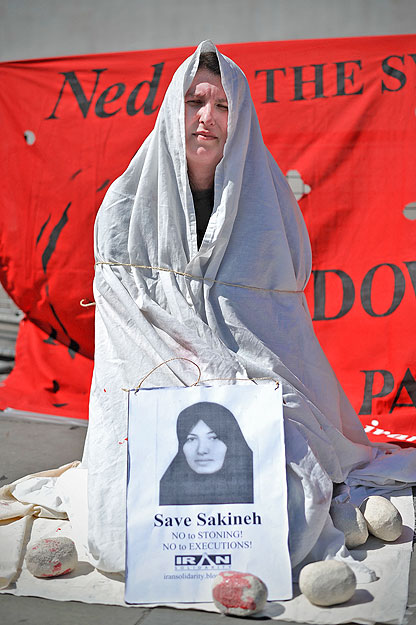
top-left (84, 41), bottom-right (416, 575)
top-left (159, 402), bottom-right (253, 506)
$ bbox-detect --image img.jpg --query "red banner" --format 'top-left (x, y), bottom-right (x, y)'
top-left (0, 36), bottom-right (415, 443)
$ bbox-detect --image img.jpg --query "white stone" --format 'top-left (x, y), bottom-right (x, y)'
top-left (299, 561), bottom-right (356, 606)
top-left (360, 495), bottom-right (403, 541)
top-left (26, 537), bottom-right (78, 578)
top-left (212, 570), bottom-right (268, 616)
top-left (330, 501), bottom-right (369, 548)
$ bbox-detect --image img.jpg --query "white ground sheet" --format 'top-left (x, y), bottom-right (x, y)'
top-left (1, 465), bottom-right (413, 625)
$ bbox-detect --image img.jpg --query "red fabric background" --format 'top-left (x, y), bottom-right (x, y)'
top-left (0, 35), bottom-right (415, 444)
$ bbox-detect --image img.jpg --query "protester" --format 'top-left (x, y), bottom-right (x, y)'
top-left (84, 40), bottom-right (416, 576)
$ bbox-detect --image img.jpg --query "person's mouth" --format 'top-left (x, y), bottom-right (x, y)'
top-left (194, 132), bottom-right (217, 140)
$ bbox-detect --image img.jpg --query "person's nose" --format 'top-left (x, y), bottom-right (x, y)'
top-left (199, 103), bottom-right (215, 126)
top-left (196, 438), bottom-right (210, 455)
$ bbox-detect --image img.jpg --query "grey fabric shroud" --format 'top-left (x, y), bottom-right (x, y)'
top-left (83, 41), bottom-right (416, 576)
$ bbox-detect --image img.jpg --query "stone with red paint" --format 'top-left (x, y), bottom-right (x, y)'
top-left (26, 537), bottom-right (78, 578)
top-left (212, 570), bottom-right (268, 616)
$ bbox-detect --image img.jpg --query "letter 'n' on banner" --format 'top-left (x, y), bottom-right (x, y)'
top-left (125, 383), bottom-right (292, 604)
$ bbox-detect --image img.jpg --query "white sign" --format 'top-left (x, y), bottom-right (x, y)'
top-left (125, 384), bottom-right (291, 604)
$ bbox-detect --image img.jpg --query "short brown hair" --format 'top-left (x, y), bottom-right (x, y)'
top-left (198, 51), bottom-right (220, 76)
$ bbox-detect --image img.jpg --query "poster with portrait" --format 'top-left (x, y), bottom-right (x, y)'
top-left (125, 383), bottom-right (291, 604)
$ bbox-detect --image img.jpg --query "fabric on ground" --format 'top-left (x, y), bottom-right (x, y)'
top-left (0, 484), bottom-right (413, 625)
top-left (0, 462), bottom-right (79, 589)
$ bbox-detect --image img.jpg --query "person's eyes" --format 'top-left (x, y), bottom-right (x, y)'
top-left (208, 435), bottom-right (219, 440)
top-left (186, 99), bottom-right (203, 106)
top-left (217, 104), bottom-right (228, 110)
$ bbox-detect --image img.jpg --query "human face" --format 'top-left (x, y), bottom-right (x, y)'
top-left (183, 419), bottom-right (227, 474)
top-left (185, 69), bottom-right (228, 182)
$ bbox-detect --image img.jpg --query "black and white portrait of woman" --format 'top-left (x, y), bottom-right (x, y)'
top-left (159, 402), bottom-right (254, 506)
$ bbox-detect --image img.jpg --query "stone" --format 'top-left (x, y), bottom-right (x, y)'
top-left (330, 501), bottom-right (369, 548)
top-left (299, 560), bottom-right (356, 606)
top-left (212, 570), bottom-right (268, 616)
top-left (359, 495), bottom-right (403, 541)
top-left (25, 537), bottom-right (78, 578)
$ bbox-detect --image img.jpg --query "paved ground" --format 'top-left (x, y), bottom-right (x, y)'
top-left (1, 413), bottom-right (415, 625)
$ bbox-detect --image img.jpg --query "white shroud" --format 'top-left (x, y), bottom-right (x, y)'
top-left (83, 40), bottom-right (416, 576)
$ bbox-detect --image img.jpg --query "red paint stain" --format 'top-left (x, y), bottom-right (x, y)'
top-left (213, 572), bottom-right (256, 612)
top-left (104, 388), bottom-right (107, 392)
top-left (40, 564), bottom-right (72, 577)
